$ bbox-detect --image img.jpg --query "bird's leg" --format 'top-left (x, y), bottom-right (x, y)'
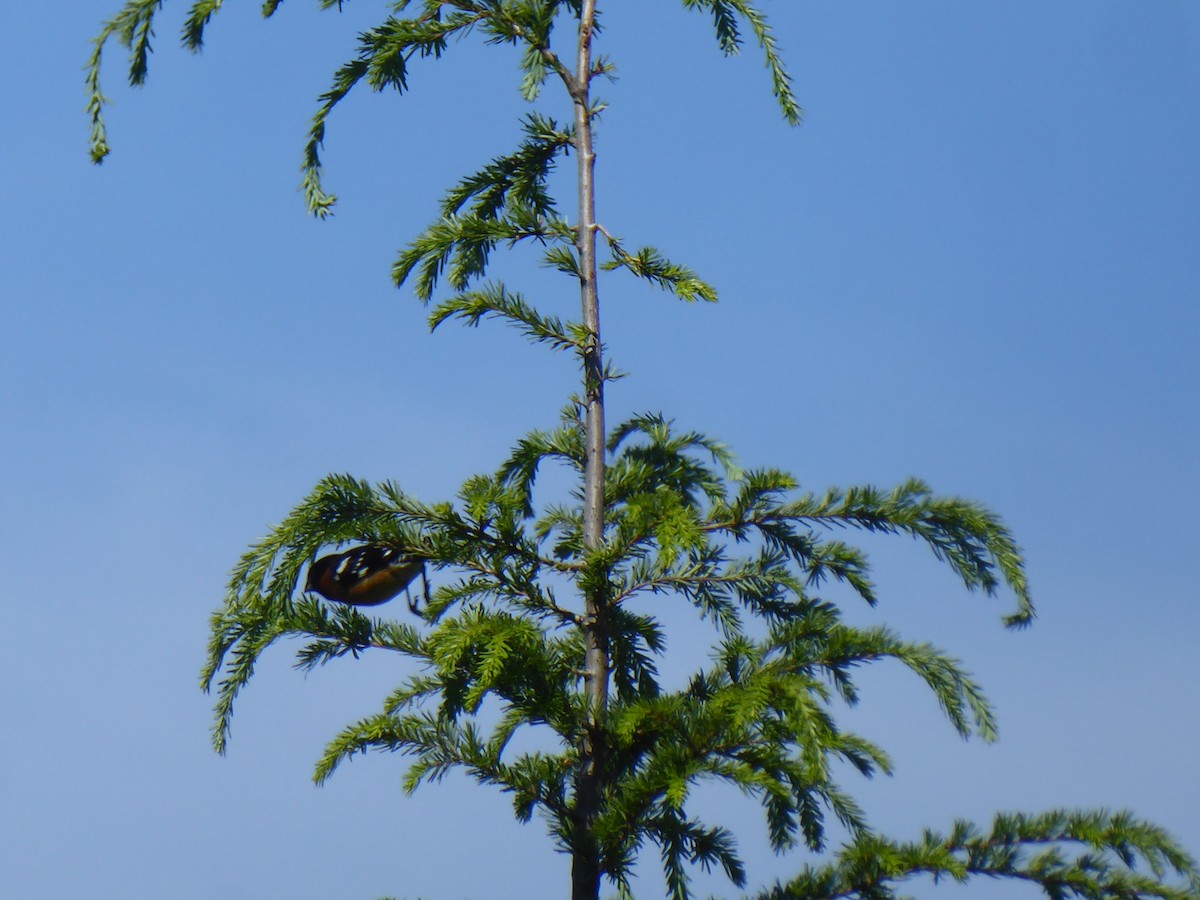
top-left (406, 563), bottom-right (430, 615)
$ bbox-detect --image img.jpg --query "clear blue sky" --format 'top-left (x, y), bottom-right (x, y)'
top-left (2, 3), bottom-right (1197, 898)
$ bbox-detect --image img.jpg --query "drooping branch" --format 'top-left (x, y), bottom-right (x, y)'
top-left (754, 810), bottom-right (1200, 899)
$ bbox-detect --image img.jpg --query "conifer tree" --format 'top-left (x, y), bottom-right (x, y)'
top-left (88, 3), bottom-right (1198, 899)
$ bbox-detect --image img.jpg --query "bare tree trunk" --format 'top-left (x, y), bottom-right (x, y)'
top-left (570, 2), bottom-right (607, 898)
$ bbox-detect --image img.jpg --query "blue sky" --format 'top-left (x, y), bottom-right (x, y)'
top-left (2, 2), bottom-right (1197, 897)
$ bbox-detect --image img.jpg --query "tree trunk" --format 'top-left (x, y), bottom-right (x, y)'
top-left (571, 3), bottom-right (607, 899)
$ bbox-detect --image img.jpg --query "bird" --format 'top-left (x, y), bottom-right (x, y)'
top-left (305, 544), bottom-right (429, 613)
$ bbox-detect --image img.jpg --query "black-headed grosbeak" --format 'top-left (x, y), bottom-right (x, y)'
top-left (305, 544), bottom-right (429, 613)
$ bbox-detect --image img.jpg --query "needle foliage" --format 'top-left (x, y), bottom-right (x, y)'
top-left (89, 3), bottom-right (1197, 899)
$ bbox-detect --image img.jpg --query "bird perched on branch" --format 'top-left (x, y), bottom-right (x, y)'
top-left (305, 544), bottom-right (429, 613)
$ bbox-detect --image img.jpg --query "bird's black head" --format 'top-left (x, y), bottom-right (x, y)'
top-left (305, 556), bottom-right (333, 592)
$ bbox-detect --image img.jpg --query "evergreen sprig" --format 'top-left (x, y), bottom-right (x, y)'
top-left (442, 113), bottom-right (574, 220)
top-left (776, 480), bottom-right (1035, 627)
top-left (86, 0), bottom-right (163, 163)
top-left (300, 9), bottom-right (487, 216)
top-left (681, 0), bottom-right (803, 125)
top-left (428, 282), bottom-right (585, 353)
top-left (394, 207), bottom-right (574, 299)
top-left (756, 810), bottom-right (1200, 899)
top-left (601, 239), bottom-right (719, 303)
